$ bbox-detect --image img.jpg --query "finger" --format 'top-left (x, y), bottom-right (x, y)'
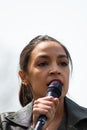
top-left (32, 108), bottom-right (48, 128)
top-left (34, 96), bottom-right (57, 107)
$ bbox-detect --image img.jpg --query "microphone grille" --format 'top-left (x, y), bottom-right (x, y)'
top-left (47, 81), bottom-right (62, 98)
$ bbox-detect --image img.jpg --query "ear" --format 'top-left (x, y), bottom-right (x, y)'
top-left (18, 70), bottom-right (28, 85)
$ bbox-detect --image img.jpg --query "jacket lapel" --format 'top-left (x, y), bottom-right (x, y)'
top-left (5, 97), bottom-right (87, 130)
top-left (67, 126), bottom-right (77, 130)
top-left (65, 97), bottom-right (87, 130)
top-left (6, 101), bottom-right (33, 128)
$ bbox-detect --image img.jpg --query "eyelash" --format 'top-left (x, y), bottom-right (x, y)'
top-left (37, 61), bottom-right (68, 67)
top-left (38, 62), bottom-right (48, 67)
top-left (58, 61), bottom-right (69, 67)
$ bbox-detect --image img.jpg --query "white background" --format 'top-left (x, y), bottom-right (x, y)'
top-left (0, 0), bottom-right (87, 113)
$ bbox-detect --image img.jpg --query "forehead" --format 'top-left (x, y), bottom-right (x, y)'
top-left (31, 41), bottom-right (66, 56)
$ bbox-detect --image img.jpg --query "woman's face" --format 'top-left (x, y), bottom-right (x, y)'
top-left (27, 41), bottom-right (70, 100)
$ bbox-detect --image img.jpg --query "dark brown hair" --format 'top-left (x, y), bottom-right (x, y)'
top-left (19, 35), bottom-right (73, 107)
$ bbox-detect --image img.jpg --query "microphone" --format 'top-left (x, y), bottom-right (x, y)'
top-left (34, 81), bottom-right (62, 130)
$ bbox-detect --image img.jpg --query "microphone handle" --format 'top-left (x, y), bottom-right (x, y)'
top-left (34, 81), bottom-right (62, 130)
top-left (34, 115), bottom-right (47, 130)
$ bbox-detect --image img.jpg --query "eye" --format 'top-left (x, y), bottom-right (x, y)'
top-left (58, 61), bottom-right (69, 67)
top-left (38, 61), bottom-right (48, 67)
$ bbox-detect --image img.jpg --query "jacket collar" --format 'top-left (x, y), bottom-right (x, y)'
top-left (6, 97), bottom-right (87, 129)
top-left (65, 97), bottom-right (87, 129)
top-left (6, 101), bottom-right (33, 128)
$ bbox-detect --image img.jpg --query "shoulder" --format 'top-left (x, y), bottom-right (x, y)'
top-left (0, 112), bottom-right (15, 129)
top-left (65, 96), bottom-right (87, 114)
top-left (0, 101), bottom-right (33, 129)
top-left (65, 97), bottom-right (87, 129)
top-left (0, 112), bottom-right (15, 122)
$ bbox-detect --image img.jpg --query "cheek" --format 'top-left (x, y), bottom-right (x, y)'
top-left (62, 69), bottom-right (70, 96)
top-left (28, 71), bottom-right (38, 85)
top-left (28, 69), bottom-right (46, 88)
top-left (29, 68), bottom-right (42, 80)
top-left (65, 69), bottom-right (70, 87)
top-left (65, 71), bottom-right (70, 90)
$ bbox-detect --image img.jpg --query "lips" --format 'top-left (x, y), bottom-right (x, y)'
top-left (47, 79), bottom-right (63, 86)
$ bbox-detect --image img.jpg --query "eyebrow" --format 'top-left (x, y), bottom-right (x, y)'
top-left (58, 54), bottom-right (68, 59)
top-left (36, 54), bottom-right (68, 59)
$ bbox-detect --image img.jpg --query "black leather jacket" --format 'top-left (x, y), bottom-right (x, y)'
top-left (0, 97), bottom-right (87, 130)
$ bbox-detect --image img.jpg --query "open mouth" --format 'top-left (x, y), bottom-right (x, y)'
top-left (47, 79), bottom-right (63, 86)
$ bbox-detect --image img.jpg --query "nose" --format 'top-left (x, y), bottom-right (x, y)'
top-left (49, 63), bottom-right (61, 75)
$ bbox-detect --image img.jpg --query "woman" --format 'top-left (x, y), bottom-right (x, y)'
top-left (0, 35), bottom-right (87, 130)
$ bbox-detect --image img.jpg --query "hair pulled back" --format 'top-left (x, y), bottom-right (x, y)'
top-left (19, 35), bottom-right (73, 107)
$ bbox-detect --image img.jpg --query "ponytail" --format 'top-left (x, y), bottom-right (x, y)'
top-left (19, 83), bottom-right (33, 107)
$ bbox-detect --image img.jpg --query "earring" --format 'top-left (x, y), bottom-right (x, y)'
top-left (22, 82), bottom-right (27, 86)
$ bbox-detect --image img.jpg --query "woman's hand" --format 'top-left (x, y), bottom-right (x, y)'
top-left (32, 96), bottom-right (59, 130)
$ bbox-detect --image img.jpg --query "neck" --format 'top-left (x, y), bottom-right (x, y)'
top-left (55, 97), bottom-right (64, 119)
top-left (46, 97), bottom-right (65, 130)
